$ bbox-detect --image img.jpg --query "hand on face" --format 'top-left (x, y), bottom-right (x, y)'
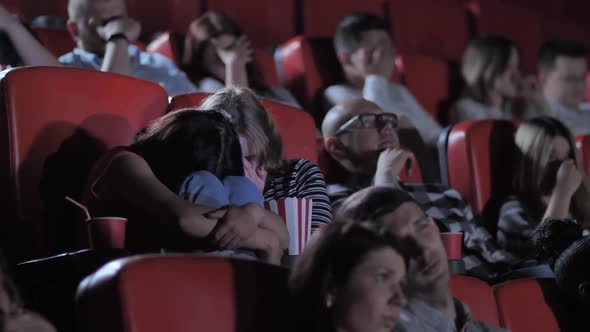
top-left (243, 157), bottom-right (267, 193)
top-left (95, 16), bottom-right (141, 42)
top-left (360, 44), bottom-right (395, 80)
top-left (555, 159), bottom-right (583, 197)
top-left (213, 35), bottom-right (253, 67)
top-left (374, 148), bottom-right (414, 186)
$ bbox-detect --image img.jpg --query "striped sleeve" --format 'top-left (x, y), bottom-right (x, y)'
top-left (264, 159), bottom-right (333, 232)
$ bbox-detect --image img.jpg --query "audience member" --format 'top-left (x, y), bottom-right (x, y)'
top-left (324, 12), bottom-right (442, 146)
top-left (0, 4), bottom-right (59, 67)
top-left (453, 35), bottom-right (546, 122)
top-left (498, 117), bottom-right (590, 261)
top-left (84, 109), bottom-right (287, 264)
top-left (322, 98), bottom-right (517, 279)
top-left (337, 186), bottom-right (507, 332)
top-left (61, 0), bottom-right (197, 96)
top-left (289, 221), bottom-right (407, 332)
top-left (199, 87), bottom-right (333, 232)
top-left (183, 11), bottom-right (300, 107)
top-left (539, 38), bottom-right (590, 135)
top-left (0, 253), bottom-right (56, 332)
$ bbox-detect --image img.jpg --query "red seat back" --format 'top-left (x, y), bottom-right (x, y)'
top-left (301, 0), bottom-right (385, 38)
top-left (399, 53), bottom-right (450, 120)
top-left (576, 134), bottom-right (590, 176)
top-left (445, 120), bottom-right (517, 215)
top-left (207, 0), bottom-right (296, 47)
top-left (32, 27), bottom-right (75, 57)
top-left (77, 255), bottom-right (289, 332)
top-left (494, 278), bottom-right (563, 332)
top-left (389, 0), bottom-right (468, 61)
top-left (449, 275), bottom-right (500, 326)
top-left (0, 67), bottom-right (168, 261)
top-left (170, 93), bottom-right (318, 165)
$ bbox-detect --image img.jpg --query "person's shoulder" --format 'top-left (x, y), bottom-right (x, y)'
top-left (282, 159), bottom-right (322, 176)
top-left (139, 48), bottom-right (179, 68)
top-left (58, 49), bottom-right (82, 65)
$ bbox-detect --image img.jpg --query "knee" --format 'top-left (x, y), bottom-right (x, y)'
top-left (179, 171), bottom-right (229, 208)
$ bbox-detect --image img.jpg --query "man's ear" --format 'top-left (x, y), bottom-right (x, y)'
top-left (325, 137), bottom-right (348, 160)
top-left (66, 19), bottom-right (78, 40)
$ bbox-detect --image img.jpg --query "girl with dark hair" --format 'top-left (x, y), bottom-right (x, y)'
top-left (452, 35), bottom-right (547, 123)
top-left (498, 117), bottom-right (590, 261)
top-left (85, 109), bottom-right (288, 264)
top-left (289, 221), bottom-right (407, 332)
top-left (182, 11), bottom-right (300, 108)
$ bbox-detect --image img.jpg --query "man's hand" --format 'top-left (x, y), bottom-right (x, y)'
top-left (96, 16), bottom-right (141, 43)
top-left (205, 203), bottom-right (260, 249)
top-left (361, 44), bottom-right (395, 80)
top-left (374, 148), bottom-right (414, 185)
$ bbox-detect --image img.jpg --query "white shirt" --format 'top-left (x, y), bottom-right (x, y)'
top-left (324, 75), bottom-right (443, 145)
top-left (59, 45), bottom-right (198, 97)
top-left (547, 99), bottom-right (590, 136)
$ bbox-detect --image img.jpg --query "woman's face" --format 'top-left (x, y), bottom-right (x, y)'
top-left (493, 47), bottom-right (521, 98)
top-left (332, 247), bottom-right (407, 332)
top-left (239, 135), bottom-right (267, 192)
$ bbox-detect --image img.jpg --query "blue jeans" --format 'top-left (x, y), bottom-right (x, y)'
top-left (178, 171), bottom-right (264, 208)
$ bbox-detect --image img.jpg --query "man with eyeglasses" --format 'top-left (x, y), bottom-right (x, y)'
top-left (538, 38), bottom-right (590, 135)
top-left (61, 0), bottom-right (197, 96)
top-left (322, 98), bottom-right (518, 280)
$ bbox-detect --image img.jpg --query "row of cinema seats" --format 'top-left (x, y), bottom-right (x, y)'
top-left (0, 65), bottom-right (423, 264)
top-left (72, 254), bottom-right (570, 332)
top-left (2, 66), bottom-right (590, 264)
top-left (6, 0), bottom-right (590, 124)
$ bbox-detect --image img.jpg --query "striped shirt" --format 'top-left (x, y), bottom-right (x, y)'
top-left (264, 159), bottom-right (333, 232)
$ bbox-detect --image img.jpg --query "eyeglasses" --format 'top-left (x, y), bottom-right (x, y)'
top-left (335, 113), bottom-right (398, 136)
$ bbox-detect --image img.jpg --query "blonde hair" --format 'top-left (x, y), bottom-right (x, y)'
top-left (513, 117), bottom-right (590, 223)
top-left (199, 87), bottom-right (285, 172)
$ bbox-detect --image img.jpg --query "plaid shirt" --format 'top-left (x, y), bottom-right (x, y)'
top-left (329, 182), bottom-right (520, 280)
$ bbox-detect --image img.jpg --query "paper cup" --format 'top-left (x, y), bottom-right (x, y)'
top-left (264, 198), bottom-right (313, 255)
top-left (87, 217), bottom-right (127, 249)
top-left (440, 232), bottom-right (463, 260)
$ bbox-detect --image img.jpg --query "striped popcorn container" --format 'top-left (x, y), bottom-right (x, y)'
top-left (264, 198), bottom-right (313, 255)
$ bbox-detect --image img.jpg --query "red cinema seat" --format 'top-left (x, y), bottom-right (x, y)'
top-left (170, 93), bottom-right (319, 165)
top-left (126, 0), bottom-right (203, 36)
top-left (275, 36), bottom-right (342, 118)
top-left (301, 0), bottom-right (385, 38)
top-left (0, 67), bottom-right (168, 262)
top-left (146, 31), bottom-right (184, 66)
top-left (476, 0), bottom-right (544, 74)
top-left (389, 0), bottom-right (468, 61)
top-left (77, 255), bottom-right (289, 332)
top-left (399, 53), bottom-right (450, 121)
top-left (443, 120), bottom-right (517, 218)
top-left (32, 27), bottom-right (75, 57)
top-left (207, 0), bottom-right (296, 47)
top-left (449, 275), bottom-right (500, 327)
top-left (494, 278), bottom-right (564, 332)
top-left (576, 134), bottom-right (590, 176)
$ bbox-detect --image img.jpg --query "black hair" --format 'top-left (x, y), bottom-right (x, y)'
top-left (129, 109), bottom-right (244, 192)
top-left (336, 186), bottom-right (417, 224)
top-left (334, 12), bottom-right (389, 53)
top-left (538, 38), bottom-right (588, 74)
top-left (289, 221), bottom-right (408, 332)
top-left (533, 218), bottom-right (583, 266)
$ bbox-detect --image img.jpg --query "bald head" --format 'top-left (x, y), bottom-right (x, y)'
top-left (322, 98), bottom-right (382, 138)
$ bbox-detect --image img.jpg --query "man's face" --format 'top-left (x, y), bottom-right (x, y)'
top-left (336, 104), bottom-right (399, 170)
top-left (377, 202), bottom-right (449, 294)
top-left (73, 0), bottom-right (127, 54)
top-left (543, 56), bottom-right (587, 109)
